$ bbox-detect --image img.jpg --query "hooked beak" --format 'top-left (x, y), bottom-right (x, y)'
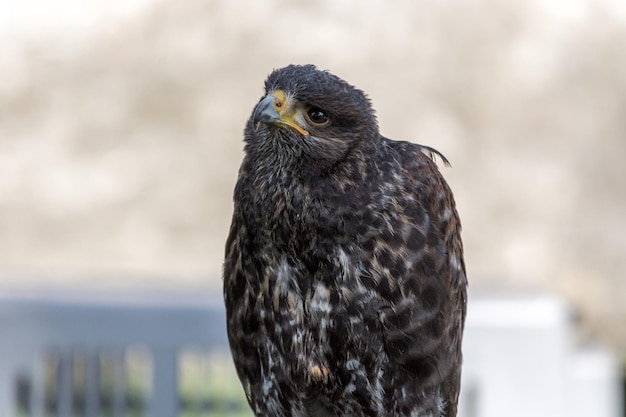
top-left (252, 90), bottom-right (309, 136)
top-left (253, 95), bottom-right (281, 129)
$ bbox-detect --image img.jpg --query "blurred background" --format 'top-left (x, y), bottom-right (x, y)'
top-left (0, 0), bottom-right (625, 416)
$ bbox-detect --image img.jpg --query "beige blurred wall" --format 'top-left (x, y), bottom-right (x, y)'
top-left (0, 0), bottom-right (625, 350)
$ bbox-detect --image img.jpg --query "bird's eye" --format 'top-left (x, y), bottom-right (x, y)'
top-left (306, 107), bottom-right (330, 126)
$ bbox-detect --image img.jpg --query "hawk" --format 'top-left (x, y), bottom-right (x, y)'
top-left (223, 64), bottom-right (467, 417)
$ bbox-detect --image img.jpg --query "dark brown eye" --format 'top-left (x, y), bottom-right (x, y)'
top-left (306, 107), bottom-right (330, 126)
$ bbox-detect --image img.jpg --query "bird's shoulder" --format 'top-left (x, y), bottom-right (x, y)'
top-left (376, 137), bottom-right (449, 180)
top-left (364, 137), bottom-right (454, 220)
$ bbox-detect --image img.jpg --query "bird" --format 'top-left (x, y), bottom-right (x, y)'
top-left (223, 64), bottom-right (467, 417)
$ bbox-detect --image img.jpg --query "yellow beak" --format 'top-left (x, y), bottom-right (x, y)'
top-left (253, 90), bottom-right (309, 136)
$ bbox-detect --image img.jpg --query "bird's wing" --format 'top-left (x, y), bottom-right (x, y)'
top-left (372, 142), bottom-right (467, 411)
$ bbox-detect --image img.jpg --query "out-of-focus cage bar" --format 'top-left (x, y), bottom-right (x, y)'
top-left (0, 290), bottom-right (247, 417)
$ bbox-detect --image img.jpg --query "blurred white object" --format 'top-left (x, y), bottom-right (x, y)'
top-left (459, 294), bottom-right (622, 417)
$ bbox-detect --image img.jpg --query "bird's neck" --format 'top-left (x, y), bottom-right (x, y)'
top-left (238, 152), bottom-right (379, 254)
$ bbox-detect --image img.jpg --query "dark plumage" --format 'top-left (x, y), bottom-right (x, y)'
top-left (223, 64), bottom-right (467, 417)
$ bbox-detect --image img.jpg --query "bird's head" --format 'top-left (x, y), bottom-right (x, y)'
top-left (244, 65), bottom-right (379, 175)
